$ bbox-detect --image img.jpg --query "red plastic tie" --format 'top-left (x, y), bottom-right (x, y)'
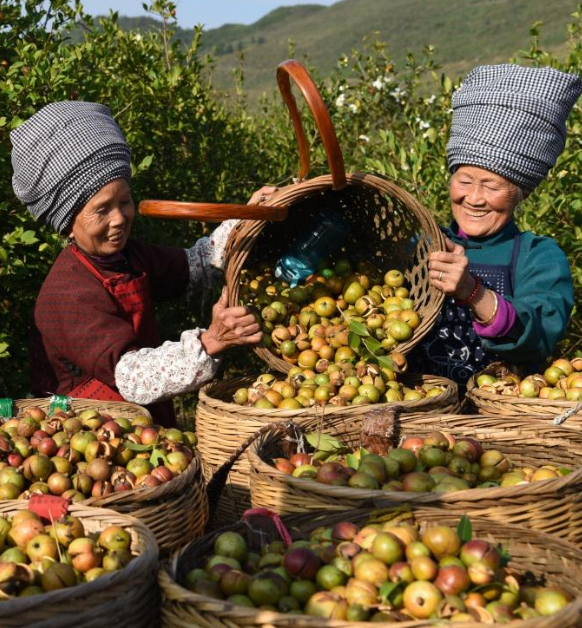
top-left (29, 494), bottom-right (70, 522)
top-left (242, 507), bottom-right (293, 546)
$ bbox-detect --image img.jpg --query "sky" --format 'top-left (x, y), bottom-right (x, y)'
top-left (78, 0), bottom-right (339, 29)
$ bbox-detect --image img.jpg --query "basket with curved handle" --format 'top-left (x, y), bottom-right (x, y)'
top-left (277, 59), bottom-right (347, 190)
top-left (138, 200), bottom-right (288, 222)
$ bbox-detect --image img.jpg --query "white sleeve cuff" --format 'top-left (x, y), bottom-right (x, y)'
top-left (114, 329), bottom-right (221, 405)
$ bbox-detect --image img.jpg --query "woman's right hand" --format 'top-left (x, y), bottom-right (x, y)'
top-left (200, 287), bottom-right (262, 357)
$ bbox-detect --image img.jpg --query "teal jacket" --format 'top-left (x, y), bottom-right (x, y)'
top-left (444, 220), bottom-right (573, 364)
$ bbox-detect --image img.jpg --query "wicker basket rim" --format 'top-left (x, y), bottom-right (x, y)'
top-left (13, 397), bottom-right (152, 419)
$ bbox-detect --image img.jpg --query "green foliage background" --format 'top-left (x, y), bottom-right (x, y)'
top-left (2, 1), bottom-right (582, 405)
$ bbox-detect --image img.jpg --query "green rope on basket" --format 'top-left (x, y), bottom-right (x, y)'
top-left (48, 394), bottom-right (71, 415)
top-left (0, 399), bottom-right (13, 420)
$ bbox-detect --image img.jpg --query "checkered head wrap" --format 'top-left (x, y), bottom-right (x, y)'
top-left (10, 101), bottom-right (131, 234)
top-left (447, 64), bottom-right (582, 191)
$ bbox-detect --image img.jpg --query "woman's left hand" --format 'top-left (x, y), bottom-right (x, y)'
top-left (248, 185), bottom-right (279, 205)
top-left (429, 238), bottom-right (476, 300)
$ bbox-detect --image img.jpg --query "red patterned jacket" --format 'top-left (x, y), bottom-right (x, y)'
top-left (30, 239), bottom-right (189, 398)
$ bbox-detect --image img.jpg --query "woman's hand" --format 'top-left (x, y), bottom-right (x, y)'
top-left (201, 287), bottom-right (262, 357)
top-left (248, 185), bottom-right (279, 205)
top-left (429, 238), bottom-right (476, 300)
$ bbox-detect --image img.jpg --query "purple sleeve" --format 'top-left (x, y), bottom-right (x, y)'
top-left (473, 295), bottom-right (517, 338)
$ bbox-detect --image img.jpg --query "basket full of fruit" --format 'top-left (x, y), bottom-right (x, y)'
top-left (0, 498), bottom-right (158, 628)
top-left (466, 359), bottom-right (582, 429)
top-left (9, 397), bottom-right (152, 421)
top-left (224, 60), bottom-right (446, 374)
top-left (196, 370), bottom-right (458, 525)
top-left (158, 506), bottom-right (582, 627)
top-left (246, 413), bottom-right (582, 544)
top-left (0, 400), bottom-right (208, 554)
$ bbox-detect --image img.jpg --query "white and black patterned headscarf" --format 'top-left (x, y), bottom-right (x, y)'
top-left (10, 101), bottom-right (131, 234)
top-left (447, 64), bottom-right (582, 191)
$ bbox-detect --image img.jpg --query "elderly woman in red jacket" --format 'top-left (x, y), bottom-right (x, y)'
top-left (11, 101), bottom-right (262, 425)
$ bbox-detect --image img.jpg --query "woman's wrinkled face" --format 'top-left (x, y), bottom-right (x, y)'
top-left (71, 179), bottom-right (134, 256)
top-left (450, 166), bottom-right (523, 238)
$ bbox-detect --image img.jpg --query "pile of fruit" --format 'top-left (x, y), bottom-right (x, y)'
top-left (270, 430), bottom-right (571, 492)
top-left (0, 510), bottom-right (134, 596)
top-left (184, 517), bottom-right (571, 621)
top-left (232, 362), bottom-right (446, 409)
top-left (240, 258), bottom-right (421, 367)
top-left (476, 357), bottom-right (582, 400)
top-left (0, 406), bottom-right (197, 500)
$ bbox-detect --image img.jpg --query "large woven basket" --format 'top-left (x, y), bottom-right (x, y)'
top-left (12, 398), bottom-right (208, 553)
top-left (248, 414), bottom-right (582, 544)
top-left (12, 397), bottom-right (152, 420)
top-left (159, 506), bottom-right (582, 628)
top-left (0, 501), bottom-right (158, 628)
top-left (466, 366), bottom-right (582, 429)
top-left (85, 450), bottom-right (208, 554)
top-left (224, 60), bottom-right (446, 373)
top-left (198, 374), bottom-right (459, 525)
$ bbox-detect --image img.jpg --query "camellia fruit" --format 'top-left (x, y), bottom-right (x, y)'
top-left (403, 581), bottom-right (443, 619)
top-left (422, 526), bottom-right (461, 560)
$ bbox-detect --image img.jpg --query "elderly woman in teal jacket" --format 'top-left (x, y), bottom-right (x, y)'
top-left (413, 64), bottom-right (581, 385)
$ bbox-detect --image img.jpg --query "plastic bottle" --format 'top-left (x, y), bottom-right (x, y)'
top-left (274, 209), bottom-right (350, 286)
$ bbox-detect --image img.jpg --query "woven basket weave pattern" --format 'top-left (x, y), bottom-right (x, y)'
top-left (14, 398), bottom-right (152, 420)
top-left (159, 507), bottom-right (582, 628)
top-left (0, 502), bottom-right (158, 628)
top-left (225, 174), bottom-right (446, 374)
top-left (248, 414), bottom-right (582, 544)
top-left (196, 374), bottom-right (459, 524)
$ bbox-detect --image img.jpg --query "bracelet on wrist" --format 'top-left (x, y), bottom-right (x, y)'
top-left (473, 290), bottom-right (499, 326)
top-left (454, 274), bottom-right (481, 306)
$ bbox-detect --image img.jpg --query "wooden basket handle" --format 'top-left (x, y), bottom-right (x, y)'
top-left (277, 59), bottom-right (347, 190)
top-left (138, 200), bottom-right (288, 223)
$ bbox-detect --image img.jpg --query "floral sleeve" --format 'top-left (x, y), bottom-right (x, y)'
top-left (114, 329), bottom-right (221, 405)
top-left (184, 219), bottom-right (238, 289)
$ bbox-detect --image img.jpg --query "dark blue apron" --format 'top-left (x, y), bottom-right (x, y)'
top-left (410, 234), bottom-right (522, 387)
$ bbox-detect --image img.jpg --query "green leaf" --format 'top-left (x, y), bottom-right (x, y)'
top-left (360, 446), bottom-right (370, 457)
top-left (346, 453), bottom-right (360, 470)
top-left (377, 355), bottom-right (398, 372)
top-left (138, 154), bottom-right (154, 171)
top-left (362, 337), bottom-right (382, 353)
top-left (348, 331), bottom-right (361, 350)
top-left (150, 448), bottom-right (169, 466)
top-left (305, 432), bottom-right (343, 453)
top-left (379, 581), bottom-right (404, 606)
top-left (456, 515), bottom-right (472, 543)
top-left (20, 230), bottom-right (38, 245)
top-left (497, 543), bottom-right (511, 568)
top-left (349, 320), bottom-right (370, 337)
top-left (124, 441), bottom-right (155, 452)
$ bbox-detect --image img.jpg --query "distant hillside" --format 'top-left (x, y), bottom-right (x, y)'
top-left (77, 0), bottom-right (580, 98)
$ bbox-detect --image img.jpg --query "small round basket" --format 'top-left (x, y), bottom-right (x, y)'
top-left (159, 506), bottom-right (582, 628)
top-left (12, 398), bottom-right (208, 553)
top-left (198, 374), bottom-right (459, 525)
top-left (85, 450), bottom-right (208, 554)
top-left (225, 60), bottom-right (446, 373)
top-left (0, 501), bottom-right (158, 628)
top-left (248, 414), bottom-right (582, 545)
top-left (13, 397), bottom-right (152, 421)
top-left (466, 365), bottom-right (582, 429)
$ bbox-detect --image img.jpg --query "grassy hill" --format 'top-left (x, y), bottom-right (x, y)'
top-left (79, 0), bottom-right (580, 98)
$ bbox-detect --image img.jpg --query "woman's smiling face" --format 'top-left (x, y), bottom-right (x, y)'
top-left (450, 165), bottom-right (523, 238)
top-left (71, 179), bottom-right (134, 256)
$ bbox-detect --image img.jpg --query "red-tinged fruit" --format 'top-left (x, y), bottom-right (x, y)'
top-left (283, 547), bottom-right (321, 580)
